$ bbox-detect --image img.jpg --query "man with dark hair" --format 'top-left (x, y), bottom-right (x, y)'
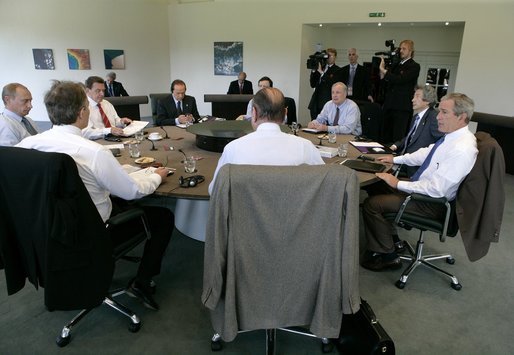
top-left (104, 72), bottom-right (129, 97)
top-left (379, 39), bottom-right (420, 143)
top-left (209, 87), bottom-right (324, 194)
top-left (308, 48), bottom-right (340, 120)
top-left (227, 71), bottom-right (253, 94)
top-left (361, 93), bottom-right (477, 271)
top-left (156, 79), bottom-right (200, 126)
top-left (0, 83), bottom-right (39, 146)
top-left (390, 85), bottom-right (444, 177)
top-left (83, 76), bottom-right (132, 140)
top-left (237, 76), bottom-right (274, 121)
top-left (17, 81), bottom-right (174, 310)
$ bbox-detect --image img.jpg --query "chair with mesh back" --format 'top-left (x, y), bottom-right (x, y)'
top-left (0, 147), bottom-right (151, 347)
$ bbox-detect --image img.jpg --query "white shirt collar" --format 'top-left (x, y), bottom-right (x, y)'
top-left (2, 108), bottom-right (23, 122)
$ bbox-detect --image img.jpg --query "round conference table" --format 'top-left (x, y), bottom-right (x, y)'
top-left (108, 121), bottom-right (390, 241)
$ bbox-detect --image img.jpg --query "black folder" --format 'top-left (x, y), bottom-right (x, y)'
top-left (341, 159), bottom-right (386, 173)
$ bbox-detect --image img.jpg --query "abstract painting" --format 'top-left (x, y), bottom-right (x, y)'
top-left (104, 49), bottom-right (125, 69)
top-left (214, 41), bottom-right (243, 76)
top-left (32, 49), bottom-right (55, 70)
top-left (67, 49), bottom-right (91, 70)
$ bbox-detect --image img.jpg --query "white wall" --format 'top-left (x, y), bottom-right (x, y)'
top-left (168, 1), bottom-right (514, 121)
top-left (0, 0), bottom-right (171, 122)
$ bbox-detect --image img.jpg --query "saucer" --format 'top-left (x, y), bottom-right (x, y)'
top-left (148, 135), bottom-right (163, 141)
top-left (135, 157), bottom-right (155, 164)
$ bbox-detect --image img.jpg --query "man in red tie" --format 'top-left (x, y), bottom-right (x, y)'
top-left (82, 76), bottom-right (132, 140)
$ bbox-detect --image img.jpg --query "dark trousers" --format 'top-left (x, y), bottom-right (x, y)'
top-left (382, 109), bottom-right (412, 143)
top-left (362, 181), bottom-right (444, 253)
top-left (110, 198), bottom-right (174, 282)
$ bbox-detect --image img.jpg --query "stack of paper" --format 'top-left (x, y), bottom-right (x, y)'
top-left (316, 146), bottom-right (338, 158)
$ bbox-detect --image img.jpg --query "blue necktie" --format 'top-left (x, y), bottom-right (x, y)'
top-left (410, 136), bottom-right (445, 181)
top-left (401, 114), bottom-right (420, 154)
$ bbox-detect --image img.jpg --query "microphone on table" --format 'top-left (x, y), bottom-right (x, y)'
top-left (148, 137), bottom-right (157, 151)
top-left (178, 148), bottom-right (187, 163)
top-left (160, 126), bottom-right (169, 139)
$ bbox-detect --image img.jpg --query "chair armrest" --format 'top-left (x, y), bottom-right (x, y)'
top-left (409, 193), bottom-right (448, 205)
top-left (106, 208), bottom-right (145, 227)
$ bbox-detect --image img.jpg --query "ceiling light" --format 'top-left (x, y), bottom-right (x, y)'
top-left (319, 24), bottom-right (323, 27)
top-left (445, 22), bottom-right (450, 26)
top-left (378, 22), bottom-right (382, 27)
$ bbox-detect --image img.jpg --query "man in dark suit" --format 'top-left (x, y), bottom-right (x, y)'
top-left (390, 85), bottom-right (444, 177)
top-left (227, 72), bottom-right (253, 94)
top-left (379, 40), bottom-right (420, 143)
top-left (335, 48), bottom-right (373, 102)
top-left (104, 72), bottom-right (129, 97)
top-left (156, 79), bottom-right (200, 126)
top-left (308, 48), bottom-right (340, 120)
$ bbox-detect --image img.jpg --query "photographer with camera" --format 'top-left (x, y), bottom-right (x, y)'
top-left (379, 39), bottom-right (420, 143)
top-left (307, 48), bottom-right (340, 120)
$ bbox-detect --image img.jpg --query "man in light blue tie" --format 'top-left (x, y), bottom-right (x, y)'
top-left (361, 93), bottom-right (478, 271)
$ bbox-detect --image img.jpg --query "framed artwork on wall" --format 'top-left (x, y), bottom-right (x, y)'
top-left (104, 49), bottom-right (125, 69)
top-left (32, 49), bottom-right (55, 70)
top-left (67, 49), bottom-right (91, 70)
top-left (214, 41), bottom-right (243, 76)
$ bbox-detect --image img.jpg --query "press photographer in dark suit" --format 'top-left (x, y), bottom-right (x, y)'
top-left (156, 79), bottom-right (200, 126)
top-left (308, 48), bottom-right (340, 120)
top-left (379, 40), bottom-right (420, 143)
top-left (104, 72), bottom-right (129, 97)
top-left (335, 48), bottom-right (373, 102)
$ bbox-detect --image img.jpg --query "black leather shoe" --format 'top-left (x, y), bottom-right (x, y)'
top-left (129, 277), bottom-right (156, 295)
top-left (361, 256), bottom-right (402, 272)
top-left (394, 241), bottom-right (406, 253)
top-left (126, 280), bottom-right (159, 311)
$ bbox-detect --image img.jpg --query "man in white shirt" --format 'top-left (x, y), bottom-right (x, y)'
top-left (0, 83), bottom-right (39, 146)
top-left (361, 93), bottom-right (478, 271)
top-left (82, 76), bottom-right (132, 140)
top-left (17, 81), bottom-right (173, 310)
top-left (307, 82), bottom-right (362, 136)
top-left (209, 87), bottom-right (324, 194)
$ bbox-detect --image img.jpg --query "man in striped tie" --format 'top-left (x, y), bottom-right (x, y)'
top-left (82, 76), bottom-right (132, 140)
top-left (361, 93), bottom-right (478, 271)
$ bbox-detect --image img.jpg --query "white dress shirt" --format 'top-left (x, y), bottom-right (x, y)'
top-left (315, 99), bottom-right (362, 135)
top-left (16, 124), bottom-right (162, 221)
top-left (209, 122), bottom-right (324, 194)
top-left (82, 97), bottom-right (124, 140)
top-left (0, 109), bottom-right (38, 146)
top-left (394, 126), bottom-right (478, 200)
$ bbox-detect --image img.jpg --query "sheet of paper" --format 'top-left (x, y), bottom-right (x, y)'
top-left (104, 143), bottom-right (125, 150)
top-left (123, 120), bottom-right (149, 136)
top-left (350, 141), bottom-right (384, 147)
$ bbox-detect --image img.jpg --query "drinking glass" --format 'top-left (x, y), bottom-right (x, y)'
top-left (134, 130), bottom-right (144, 142)
top-left (338, 143), bottom-right (349, 157)
top-left (184, 156), bottom-right (196, 173)
top-left (128, 143), bottom-right (141, 158)
top-left (328, 132), bottom-right (337, 144)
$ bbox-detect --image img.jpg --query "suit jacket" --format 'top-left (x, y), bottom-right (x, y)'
top-left (203, 164), bottom-right (361, 342)
top-left (104, 81), bottom-right (129, 97)
top-left (382, 58), bottom-right (420, 111)
top-left (395, 107), bottom-right (444, 176)
top-left (335, 64), bottom-right (371, 101)
top-left (0, 147), bottom-right (114, 310)
top-left (227, 80), bottom-right (253, 95)
top-left (308, 64), bottom-right (340, 117)
top-left (456, 132), bottom-right (505, 262)
top-left (156, 94), bottom-right (200, 126)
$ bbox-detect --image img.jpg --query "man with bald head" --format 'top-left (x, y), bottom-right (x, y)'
top-left (0, 83), bottom-right (39, 146)
top-left (209, 87), bottom-right (324, 194)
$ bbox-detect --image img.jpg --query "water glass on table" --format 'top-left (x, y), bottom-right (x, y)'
top-left (328, 132), bottom-right (337, 144)
top-left (134, 130), bottom-right (144, 142)
top-left (128, 143), bottom-right (141, 158)
top-left (184, 156), bottom-right (196, 173)
top-left (338, 143), bottom-right (349, 157)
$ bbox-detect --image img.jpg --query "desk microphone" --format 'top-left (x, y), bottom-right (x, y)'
top-left (178, 148), bottom-right (187, 163)
top-left (160, 126), bottom-right (169, 139)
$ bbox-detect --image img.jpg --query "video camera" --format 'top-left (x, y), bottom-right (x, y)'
top-left (306, 50), bottom-right (329, 70)
top-left (372, 40), bottom-right (400, 69)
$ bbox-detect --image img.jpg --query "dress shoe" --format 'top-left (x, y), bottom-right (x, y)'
top-left (129, 277), bottom-right (156, 295)
top-left (394, 240), bottom-right (406, 253)
top-left (361, 255), bottom-right (402, 272)
top-left (126, 280), bottom-right (159, 311)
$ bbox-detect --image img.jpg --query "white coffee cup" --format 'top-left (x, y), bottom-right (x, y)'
top-left (149, 132), bottom-right (161, 140)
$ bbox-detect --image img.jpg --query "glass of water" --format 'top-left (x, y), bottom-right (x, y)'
top-left (134, 130), bottom-right (144, 142)
top-left (328, 132), bottom-right (337, 144)
top-left (128, 143), bottom-right (141, 158)
top-left (338, 143), bottom-right (349, 157)
top-left (184, 156), bottom-right (196, 173)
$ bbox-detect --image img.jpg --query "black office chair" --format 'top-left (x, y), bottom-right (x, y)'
top-left (0, 147), bottom-right (151, 347)
top-left (356, 101), bottom-right (382, 142)
top-left (203, 164), bottom-right (361, 354)
top-left (149, 93), bottom-right (170, 126)
top-left (284, 97), bottom-right (297, 124)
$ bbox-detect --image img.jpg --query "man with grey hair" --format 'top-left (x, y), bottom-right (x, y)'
top-left (0, 83), bottom-right (39, 146)
top-left (104, 72), bottom-right (129, 97)
top-left (361, 93), bottom-right (478, 271)
top-left (390, 85), bottom-right (444, 177)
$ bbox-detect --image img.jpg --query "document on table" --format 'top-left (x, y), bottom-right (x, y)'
top-left (349, 141), bottom-right (391, 154)
top-left (123, 121), bottom-right (149, 136)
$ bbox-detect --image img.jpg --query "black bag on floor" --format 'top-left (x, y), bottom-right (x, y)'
top-left (336, 299), bottom-right (395, 354)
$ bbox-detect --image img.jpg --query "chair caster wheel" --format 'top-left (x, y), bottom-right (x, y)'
top-left (321, 341), bottom-right (334, 353)
top-left (211, 340), bottom-right (222, 351)
top-left (451, 282), bottom-right (462, 291)
top-left (128, 322), bottom-right (141, 333)
top-left (56, 335), bottom-right (71, 347)
top-left (395, 280), bottom-right (406, 289)
top-left (446, 257), bottom-right (455, 264)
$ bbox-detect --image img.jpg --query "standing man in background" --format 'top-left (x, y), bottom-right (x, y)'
top-left (104, 72), bottom-right (129, 97)
top-left (308, 48), bottom-right (340, 120)
top-left (0, 83), bottom-right (39, 146)
top-left (227, 72), bottom-right (253, 95)
top-left (379, 39), bottom-right (420, 143)
top-left (336, 48), bottom-right (373, 102)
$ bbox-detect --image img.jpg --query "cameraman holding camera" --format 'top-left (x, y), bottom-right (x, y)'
top-left (308, 48), bottom-right (340, 120)
top-left (379, 39), bottom-right (420, 143)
